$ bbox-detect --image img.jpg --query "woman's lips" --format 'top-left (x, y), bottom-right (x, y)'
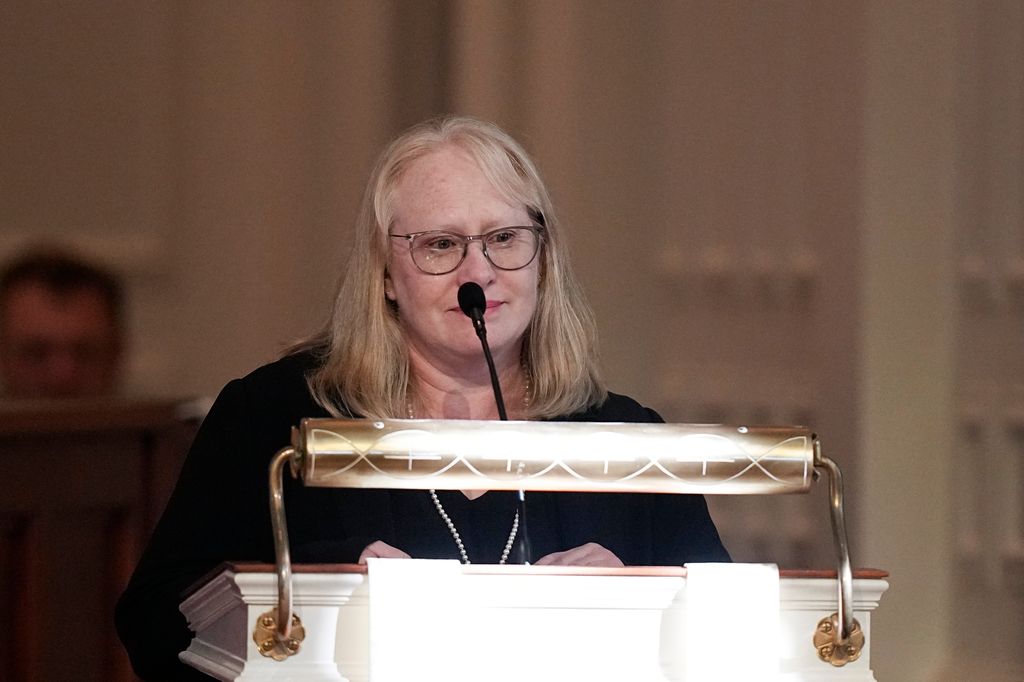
top-left (448, 300), bottom-right (502, 314)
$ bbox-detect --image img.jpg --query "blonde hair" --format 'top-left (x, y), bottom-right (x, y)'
top-left (299, 116), bottom-right (606, 419)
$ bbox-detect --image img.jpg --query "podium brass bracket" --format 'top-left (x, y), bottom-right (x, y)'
top-left (253, 609), bottom-right (305, 660)
top-left (261, 445), bottom-right (302, 660)
top-left (812, 441), bottom-right (859, 667)
top-left (814, 612), bottom-right (864, 666)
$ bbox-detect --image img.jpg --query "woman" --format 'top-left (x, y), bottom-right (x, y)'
top-left (116, 116), bottom-right (729, 680)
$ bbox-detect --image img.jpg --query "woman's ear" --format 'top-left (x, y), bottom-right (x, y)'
top-left (384, 272), bottom-right (396, 302)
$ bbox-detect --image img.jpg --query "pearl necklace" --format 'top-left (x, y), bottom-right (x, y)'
top-left (407, 378), bottom-right (528, 565)
top-left (429, 490), bottom-right (519, 565)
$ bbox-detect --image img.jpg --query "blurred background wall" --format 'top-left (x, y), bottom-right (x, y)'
top-left (1, 1), bottom-right (1021, 680)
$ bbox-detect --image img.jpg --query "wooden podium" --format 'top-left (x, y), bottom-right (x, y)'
top-left (179, 561), bottom-right (888, 681)
top-left (1, 398), bottom-right (200, 682)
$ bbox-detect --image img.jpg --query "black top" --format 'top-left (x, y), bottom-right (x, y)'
top-left (116, 352), bottom-right (730, 680)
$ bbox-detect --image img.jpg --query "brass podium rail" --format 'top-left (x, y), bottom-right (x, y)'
top-left (257, 419), bottom-right (862, 666)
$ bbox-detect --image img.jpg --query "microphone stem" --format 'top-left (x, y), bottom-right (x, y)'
top-left (473, 318), bottom-right (530, 563)
top-left (516, 489), bottom-right (532, 565)
top-left (473, 323), bottom-right (507, 420)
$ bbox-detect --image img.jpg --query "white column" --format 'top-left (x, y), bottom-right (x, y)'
top-left (859, 1), bottom-right (958, 679)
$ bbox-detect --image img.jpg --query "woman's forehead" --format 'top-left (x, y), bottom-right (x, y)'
top-left (388, 149), bottom-right (530, 227)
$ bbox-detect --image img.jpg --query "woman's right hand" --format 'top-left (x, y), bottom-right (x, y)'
top-left (358, 540), bottom-right (411, 563)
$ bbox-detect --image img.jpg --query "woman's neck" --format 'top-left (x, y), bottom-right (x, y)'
top-left (407, 347), bottom-right (529, 421)
top-left (407, 348), bottom-right (529, 500)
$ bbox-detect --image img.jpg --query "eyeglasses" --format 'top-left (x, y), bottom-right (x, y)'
top-left (388, 225), bottom-right (544, 275)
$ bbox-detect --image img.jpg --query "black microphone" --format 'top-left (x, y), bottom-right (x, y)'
top-left (457, 281), bottom-right (530, 563)
top-left (458, 280), bottom-right (487, 334)
top-left (457, 282), bottom-right (507, 420)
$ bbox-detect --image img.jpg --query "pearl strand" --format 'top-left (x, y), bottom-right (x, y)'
top-left (429, 490), bottom-right (519, 565)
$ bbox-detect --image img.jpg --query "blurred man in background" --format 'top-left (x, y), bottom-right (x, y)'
top-left (0, 248), bottom-right (123, 399)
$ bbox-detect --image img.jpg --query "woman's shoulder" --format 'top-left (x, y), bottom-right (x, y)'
top-left (561, 391), bottom-right (664, 424)
top-left (238, 348), bottom-right (321, 388)
top-left (213, 349), bottom-right (327, 418)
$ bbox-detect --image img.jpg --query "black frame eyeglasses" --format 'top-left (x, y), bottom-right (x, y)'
top-left (388, 225), bottom-right (545, 275)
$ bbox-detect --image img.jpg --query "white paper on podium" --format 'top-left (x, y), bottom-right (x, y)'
top-left (364, 559), bottom-right (676, 682)
top-left (364, 559), bottom-right (782, 682)
top-left (366, 558), bottom-right (465, 680)
top-left (684, 562), bottom-right (781, 681)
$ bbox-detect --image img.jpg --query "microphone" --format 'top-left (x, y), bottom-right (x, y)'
top-left (458, 281), bottom-right (487, 336)
top-left (456, 281), bottom-right (530, 563)
top-left (457, 282), bottom-right (506, 420)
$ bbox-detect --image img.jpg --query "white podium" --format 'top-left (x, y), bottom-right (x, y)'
top-left (180, 561), bottom-right (888, 682)
top-left (183, 419), bottom-right (881, 680)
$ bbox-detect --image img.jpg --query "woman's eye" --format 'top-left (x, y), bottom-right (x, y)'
top-left (423, 236), bottom-right (458, 250)
top-left (489, 230), bottom-right (517, 244)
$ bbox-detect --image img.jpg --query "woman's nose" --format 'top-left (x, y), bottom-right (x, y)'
top-left (457, 240), bottom-right (495, 284)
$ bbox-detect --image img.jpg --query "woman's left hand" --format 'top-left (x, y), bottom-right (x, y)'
top-left (533, 542), bottom-right (624, 567)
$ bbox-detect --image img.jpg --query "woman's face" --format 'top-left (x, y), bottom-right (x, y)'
top-left (384, 146), bottom-right (541, 372)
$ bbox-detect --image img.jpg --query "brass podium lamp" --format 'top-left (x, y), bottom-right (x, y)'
top-left (256, 419), bottom-right (863, 667)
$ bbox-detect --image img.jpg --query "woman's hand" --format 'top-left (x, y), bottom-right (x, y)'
top-left (358, 540), bottom-right (411, 563)
top-left (533, 542), bottom-right (624, 567)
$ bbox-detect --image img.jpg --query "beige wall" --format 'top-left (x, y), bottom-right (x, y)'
top-left (2, 1), bottom-right (1021, 679)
